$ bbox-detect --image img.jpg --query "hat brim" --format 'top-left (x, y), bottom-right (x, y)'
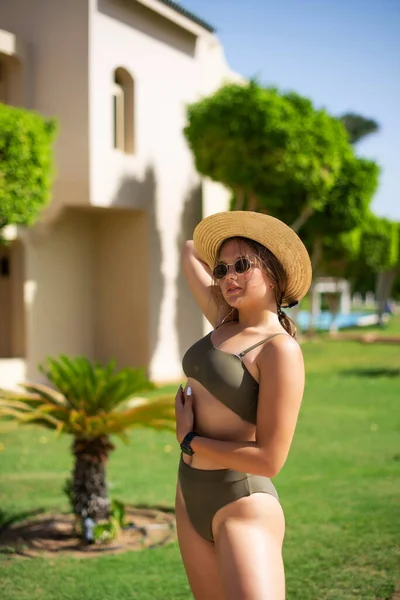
top-left (193, 211), bottom-right (312, 307)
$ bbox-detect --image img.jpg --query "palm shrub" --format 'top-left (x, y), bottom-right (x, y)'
top-left (0, 355), bottom-right (176, 540)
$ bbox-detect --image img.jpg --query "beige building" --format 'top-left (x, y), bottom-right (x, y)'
top-left (0, 0), bottom-right (240, 388)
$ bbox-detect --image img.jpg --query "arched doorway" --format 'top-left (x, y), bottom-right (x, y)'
top-left (0, 49), bottom-right (24, 107)
top-left (0, 240), bottom-right (26, 358)
top-left (0, 245), bottom-right (11, 357)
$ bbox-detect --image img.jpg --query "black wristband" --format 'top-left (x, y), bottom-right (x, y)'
top-left (180, 431), bottom-right (198, 456)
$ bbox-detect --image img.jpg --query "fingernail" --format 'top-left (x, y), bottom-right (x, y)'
top-left (187, 386), bottom-right (192, 396)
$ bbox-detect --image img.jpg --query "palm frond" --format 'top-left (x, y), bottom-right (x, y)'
top-left (0, 388), bottom-right (41, 402)
top-left (104, 395), bottom-right (176, 433)
top-left (115, 431), bottom-right (130, 444)
top-left (22, 414), bottom-right (61, 429)
top-left (19, 382), bottom-right (67, 407)
top-left (0, 407), bottom-right (33, 420)
top-left (40, 355), bottom-right (82, 409)
top-left (0, 398), bottom-right (34, 412)
top-left (38, 355), bottom-right (154, 414)
top-left (0, 354), bottom-right (176, 439)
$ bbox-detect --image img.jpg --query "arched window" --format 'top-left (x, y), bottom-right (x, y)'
top-left (112, 67), bottom-right (134, 154)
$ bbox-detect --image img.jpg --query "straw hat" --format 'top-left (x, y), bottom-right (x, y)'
top-left (193, 211), bottom-right (312, 307)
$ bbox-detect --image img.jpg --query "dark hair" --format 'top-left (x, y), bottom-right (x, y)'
top-left (214, 236), bottom-right (296, 338)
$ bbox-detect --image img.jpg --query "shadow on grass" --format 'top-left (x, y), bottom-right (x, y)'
top-left (134, 503), bottom-right (175, 514)
top-left (340, 367), bottom-right (400, 378)
top-left (0, 511), bottom-right (78, 558)
top-left (0, 508), bottom-right (47, 532)
top-left (0, 505), bottom-right (176, 558)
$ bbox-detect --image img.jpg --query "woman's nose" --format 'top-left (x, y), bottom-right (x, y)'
top-left (225, 265), bottom-right (237, 279)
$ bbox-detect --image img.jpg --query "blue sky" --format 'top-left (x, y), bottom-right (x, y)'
top-left (180, 0), bottom-right (400, 220)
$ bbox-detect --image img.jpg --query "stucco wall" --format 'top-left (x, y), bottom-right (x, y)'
top-left (0, 0), bottom-right (238, 387)
top-left (24, 210), bottom-right (95, 379)
top-left (0, 0), bottom-right (90, 216)
top-left (88, 0), bottom-right (233, 381)
top-left (24, 207), bottom-right (150, 378)
top-left (92, 209), bottom-right (149, 370)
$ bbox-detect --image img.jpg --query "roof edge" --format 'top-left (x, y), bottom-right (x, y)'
top-left (156, 0), bottom-right (215, 33)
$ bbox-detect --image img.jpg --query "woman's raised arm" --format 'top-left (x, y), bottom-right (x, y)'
top-left (181, 240), bottom-right (231, 328)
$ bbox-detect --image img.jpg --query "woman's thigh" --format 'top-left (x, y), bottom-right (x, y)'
top-left (175, 481), bottom-right (227, 600)
top-left (212, 493), bottom-right (286, 600)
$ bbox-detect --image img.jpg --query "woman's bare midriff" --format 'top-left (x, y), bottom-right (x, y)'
top-left (182, 378), bottom-right (256, 470)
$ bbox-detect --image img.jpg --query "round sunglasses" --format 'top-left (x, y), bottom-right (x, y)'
top-left (212, 257), bottom-right (254, 280)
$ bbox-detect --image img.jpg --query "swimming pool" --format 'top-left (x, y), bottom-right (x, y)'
top-left (296, 311), bottom-right (379, 331)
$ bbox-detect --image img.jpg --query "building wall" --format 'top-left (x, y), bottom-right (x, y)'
top-left (0, 0), bottom-right (90, 216)
top-left (23, 207), bottom-right (149, 380)
top-left (24, 210), bottom-right (95, 379)
top-left (88, 0), bottom-right (233, 381)
top-left (92, 209), bottom-right (149, 370)
top-left (0, 0), bottom-right (238, 386)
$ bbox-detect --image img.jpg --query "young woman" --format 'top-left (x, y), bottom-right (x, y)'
top-left (174, 211), bottom-right (312, 600)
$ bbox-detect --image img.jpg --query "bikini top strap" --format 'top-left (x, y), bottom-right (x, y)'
top-left (238, 333), bottom-right (288, 358)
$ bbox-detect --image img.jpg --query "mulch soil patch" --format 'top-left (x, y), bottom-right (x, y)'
top-left (0, 506), bottom-right (176, 559)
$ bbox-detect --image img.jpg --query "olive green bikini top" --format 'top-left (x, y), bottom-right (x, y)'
top-left (182, 330), bottom-right (287, 425)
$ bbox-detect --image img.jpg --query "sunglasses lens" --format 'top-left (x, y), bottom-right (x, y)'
top-left (235, 258), bottom-right (252, 274)
top-left (213, 264), bottom-right (228, 279)
top-left (213, 258), bottom-right (252, 279)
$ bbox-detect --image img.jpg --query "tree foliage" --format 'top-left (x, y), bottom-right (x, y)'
top-left (339, 113), bottom-right (379, 145)
top-left (184, 81), bottom-right (351, 229)
top-left (303, 155), bottom-right (380, 273)
top-left (0, 103), bottom-right (57, 230)
top-left (300, 113), bottom-right (381, 280)
top-left (346, 221), bottom-right (400, 300)
top-left (0, 354), bottom-right (175, 438)
top-left (359, 213), bottom-right (399, 273)
top-left (0, 354), bottom-right (175, 537)
top-left (310, 156), bottom-right (380, 236)
top-left (184, 82), bottom-right (392, 302)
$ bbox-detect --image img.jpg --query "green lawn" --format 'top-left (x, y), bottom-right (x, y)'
top-left (0, 321), bottom-right (399, 599)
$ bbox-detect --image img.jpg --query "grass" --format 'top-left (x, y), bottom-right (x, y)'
top-left (0, 318), bottom-right (400, 599)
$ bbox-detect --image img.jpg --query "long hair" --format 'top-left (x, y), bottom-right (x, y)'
top-left (214, 236), bottom-right (296, 338)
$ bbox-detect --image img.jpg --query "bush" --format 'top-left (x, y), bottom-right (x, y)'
top-left (0, 103), bottom-right (57, 232)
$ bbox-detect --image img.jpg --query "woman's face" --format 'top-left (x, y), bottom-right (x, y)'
top-left (216, 240), bottom-right (275, 310)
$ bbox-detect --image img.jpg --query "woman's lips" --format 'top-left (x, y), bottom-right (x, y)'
top-left (225, 285), bottom-right (241, 294)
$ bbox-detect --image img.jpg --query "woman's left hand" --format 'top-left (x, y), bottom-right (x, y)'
top-left (175, 385), bottom-right (194, 444)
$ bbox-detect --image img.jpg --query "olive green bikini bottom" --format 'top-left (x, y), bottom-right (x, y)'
top-left (178, 456), bottom-right (279, 542)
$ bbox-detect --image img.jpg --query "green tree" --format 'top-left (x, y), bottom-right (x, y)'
top-left (304, 110), bottom-right (381, 272)
top-left (299, 156), bottom-right (379, 331)
top-left (0, 355), bottom-right (175, 542)
top-left (360, 214), bottom-right (398, 273)
top-left (304, 155), bottom-right (380, 271)
top-left (298, 112), bottom-right (381, 330)
top-left (0, 103), bottom-right (57, 233)
top-left (339, 113), bottom-right (379, 144)
top-left (359, 215), bottom-right (400, 323)
top-left (184, 81), bottom-right (351, 231)
top-left (340, 116), bottom-right (400, 320)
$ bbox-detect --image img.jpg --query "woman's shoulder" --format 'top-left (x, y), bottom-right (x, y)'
top-left (256, 332), bottom-right (303, 370)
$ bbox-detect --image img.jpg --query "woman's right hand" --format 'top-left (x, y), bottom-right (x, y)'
top-left (175, 385), bottom-right (195, 444)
